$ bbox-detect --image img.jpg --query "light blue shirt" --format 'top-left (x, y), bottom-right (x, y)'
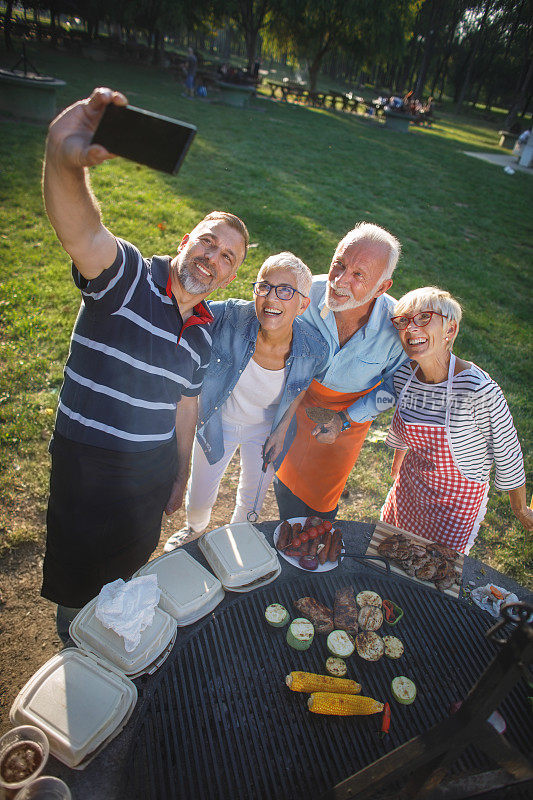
top-left (302, 276), bottom-right (408, 423)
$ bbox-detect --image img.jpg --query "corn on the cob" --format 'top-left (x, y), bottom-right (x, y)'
top-left (308, 692), bottom-right (384, 716)
top-left (286, 671), bottom-right (361, 695)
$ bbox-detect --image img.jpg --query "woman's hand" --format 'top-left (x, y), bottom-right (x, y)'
top-left (262, 427), bottom-right (285, 465)
top-left (508, 485), bottom-right (533, 531)
top-left (391, 448), bottom-right (407, 480)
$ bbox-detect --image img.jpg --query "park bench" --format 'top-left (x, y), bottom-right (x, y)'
top-left (498, 130), bottom-right (518, 149)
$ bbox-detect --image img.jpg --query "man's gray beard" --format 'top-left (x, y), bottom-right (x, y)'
top-left (178, 257), bottom-right (213, 295)
top-left (325, 282), bottom-right (377, 311)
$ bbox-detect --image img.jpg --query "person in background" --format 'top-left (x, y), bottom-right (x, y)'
top-left (184, 46), bottom-right (197, 98)
top-left (40, 87), bottom-right (248, 640)
top-left (164, 252), bottom-right (328, 549)
top-left (274, 223), bottom-right (407, 521)
top-left (382, 287), bottom-right (532, 553)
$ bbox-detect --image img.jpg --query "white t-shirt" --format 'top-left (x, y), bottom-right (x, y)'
top-left (222, 358), bottom-right (287, 426)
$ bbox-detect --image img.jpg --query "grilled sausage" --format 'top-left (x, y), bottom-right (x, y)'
top-left (328, 529), bottom-right (343, 562)
top-left (317, 532), bottom-right (332, 565)
top-left (277, 520), bottom-right (292, 550)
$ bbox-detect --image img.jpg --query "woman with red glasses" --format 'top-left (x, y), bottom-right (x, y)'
top-left (381, 287), bottom-right (532, 553)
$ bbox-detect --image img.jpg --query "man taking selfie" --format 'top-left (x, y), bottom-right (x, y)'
top-left (40, 87), bottom-right (249, 641)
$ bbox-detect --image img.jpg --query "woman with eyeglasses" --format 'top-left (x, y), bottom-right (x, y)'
top-left (164, 253), bottom-right (328, 549)
top-left (381, 287), bottom-right (532, 554)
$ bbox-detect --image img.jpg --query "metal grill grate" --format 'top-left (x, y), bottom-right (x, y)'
top-left (125, 567), bottom-right (532, 800)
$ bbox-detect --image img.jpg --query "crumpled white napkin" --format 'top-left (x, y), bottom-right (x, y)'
top-left (95, 575), bottom-right (161, 652)
top-left (470, 583), bottom-right (518, 618)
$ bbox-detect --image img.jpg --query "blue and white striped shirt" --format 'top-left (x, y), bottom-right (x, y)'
top-left (54, 238), bottom-right (213, 452)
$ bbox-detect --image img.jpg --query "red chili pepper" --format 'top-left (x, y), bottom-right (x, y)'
top-left (382, 600), bottom-right (395, 622)
top-left (380, 702), bottom-right (391, 737)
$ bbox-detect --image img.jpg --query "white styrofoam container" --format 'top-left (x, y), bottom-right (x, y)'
top-left (10, 594), bottom-right (177, 769)
top-left (10, 649), bottom-right (137, 769)
top-left (69, 598), bottom-right (176, 678)
top-left (198, 523), bottom-right (281, 592)
top-left (134, 550), bottom-right (224, 625)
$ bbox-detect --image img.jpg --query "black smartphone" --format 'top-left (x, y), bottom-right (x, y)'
top-left (91, 104), bottom-right (196, 175)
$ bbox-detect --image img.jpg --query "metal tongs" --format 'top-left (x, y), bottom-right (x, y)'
top-left (247, 444), bottom-right (274, 523)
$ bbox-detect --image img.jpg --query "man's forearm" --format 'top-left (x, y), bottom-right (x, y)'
top-left (43, 155), bottom-right (106, 266)
top-left (175, 395), bottom-right (199, 478)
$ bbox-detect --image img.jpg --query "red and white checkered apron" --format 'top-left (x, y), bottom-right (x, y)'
top-left (382, 355), bottom-right (489, 553)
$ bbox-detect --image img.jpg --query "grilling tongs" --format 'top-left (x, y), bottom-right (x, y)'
top-left (247, 445), bottom-right (275, 524)
top-left (339, 551), bottom-right (392, 574)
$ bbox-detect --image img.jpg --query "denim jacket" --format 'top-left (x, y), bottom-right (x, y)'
top-left (196, 299), bottom-right (329, 468)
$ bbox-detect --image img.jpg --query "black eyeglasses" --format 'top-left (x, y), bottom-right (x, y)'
top-left (252, 281), bottom-right (305, 301)
top-left (390, 310), bottom-right (447, 330)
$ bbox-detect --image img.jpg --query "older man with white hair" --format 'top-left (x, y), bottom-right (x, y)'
top-left (274, 222), bottom-right (407, 520)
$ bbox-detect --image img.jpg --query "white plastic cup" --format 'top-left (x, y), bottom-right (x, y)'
top-left (0, 726), bottom-right (49, 794)
top-left (14, 776), bottom-right (71, 800)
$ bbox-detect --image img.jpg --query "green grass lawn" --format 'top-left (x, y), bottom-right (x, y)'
top-left (1, 41), bottom-right (531, 585)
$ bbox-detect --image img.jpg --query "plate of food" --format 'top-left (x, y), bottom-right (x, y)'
top-left (273, 517), bottom-right (343, 572)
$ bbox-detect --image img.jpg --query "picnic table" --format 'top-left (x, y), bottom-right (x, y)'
top-left (41, 519), bottom-right (532, 800)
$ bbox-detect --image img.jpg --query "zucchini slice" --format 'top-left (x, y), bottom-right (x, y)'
top-left (391, 676), bottom-right (417, 704)
top-left (325, 657), bottom-right (348, 677)
top-left (265, 603), bottom-right (290, 627)
top-left (327, 630), bottom-right (355, 658)
top-left (287, 618), bottom-right (314, 650)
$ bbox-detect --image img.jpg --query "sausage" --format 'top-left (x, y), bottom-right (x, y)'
top-left (284, 547), bottom-right (304, 558)
top-left (308, 537), bottom-right (319, 557)
top-left (291, 523), bottom-right (302, 539)
top-left (328, 529), bottom-right (343, 562)
top-left (277, 520), bottom-right (292, 550)
top-left (317, 532), bottom-right (332, 565)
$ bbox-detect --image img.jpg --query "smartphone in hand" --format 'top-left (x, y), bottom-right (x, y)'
top-left (91, 104), bottom-right (196, 174)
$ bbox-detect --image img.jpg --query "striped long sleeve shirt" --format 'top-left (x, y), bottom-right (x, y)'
top-left (386, 362), bottom-right (525, 490)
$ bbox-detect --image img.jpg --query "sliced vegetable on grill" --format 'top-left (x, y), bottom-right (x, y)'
top-left (308, 692), bottom-right (384, 716)
top-left (383, 635), bottom-right (404, 659)
top-left (327, 629), bottom-right (356, 658)
top-left (355, 631), bottom-right (384, 661)
top-left (356, 590), bottom-right (382, 608)
top-left (286, 671), bottom-right (361, 694)
top-left (265, 603), bottom-right (290, 627)
top-left (286, 618), bottom-right (315, 650)
top-left (380, 702), bottom-right (391, 736)
top-left (358, 604), bottom-right (384, 631)
top-left (391, 676), bottom-right (417, 705)
top-left (326, 656), bottom-right (347, 677)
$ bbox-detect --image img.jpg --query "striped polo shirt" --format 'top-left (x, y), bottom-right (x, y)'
top-left (54, 237), bottom-right (213, 452)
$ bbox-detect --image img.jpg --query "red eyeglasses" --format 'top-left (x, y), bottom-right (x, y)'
top-left (390, 310), bottom-right (447, 330)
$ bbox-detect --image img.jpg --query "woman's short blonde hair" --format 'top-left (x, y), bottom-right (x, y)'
top-left (257, 252), bottom-right (313, 296)
top-left (394, 287), bottom-right (462, 349)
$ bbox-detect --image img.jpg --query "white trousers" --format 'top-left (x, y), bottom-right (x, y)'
top-left (186, 418), bottom-right (275, 533)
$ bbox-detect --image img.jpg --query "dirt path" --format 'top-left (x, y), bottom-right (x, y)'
top-left (0, 456), bottom-right (280, 734)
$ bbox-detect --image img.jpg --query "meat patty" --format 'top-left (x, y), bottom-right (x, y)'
top-left (334, 587), bottom-right (359, 634)
top-left (294, 597), bottom-right (334, 634)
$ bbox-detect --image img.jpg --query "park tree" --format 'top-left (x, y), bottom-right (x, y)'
top-left (217, 1), bottom-right (272, 73)
top-left (267, 0), bottom-right (418, 93)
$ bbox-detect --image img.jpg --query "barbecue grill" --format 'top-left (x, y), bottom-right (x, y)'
top-left (124, 557), bottom-right (532, 800)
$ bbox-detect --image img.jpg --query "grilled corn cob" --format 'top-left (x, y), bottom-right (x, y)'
top-left (286, 671), bottom-right (361, 695)
top-left (308, 692), bottom-right (383, 716)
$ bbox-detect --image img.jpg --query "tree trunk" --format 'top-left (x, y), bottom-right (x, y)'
top-left (3, 0), bottom-right (14, 50)
top-left (455, 0), bottom-right (492, 113)
top-left (505, 56), bottom-right (533, 129)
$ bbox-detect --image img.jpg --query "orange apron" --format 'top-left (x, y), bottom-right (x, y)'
top-left (276, 379), bottom-right (377, 513)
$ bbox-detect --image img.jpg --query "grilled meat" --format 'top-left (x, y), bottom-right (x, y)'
top-left (334, 587), bottom-right (359, 634)
top-left (294, 597), bottom-right (334, 634)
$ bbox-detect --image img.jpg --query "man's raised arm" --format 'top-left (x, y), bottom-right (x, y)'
top-left (43, 87), bottom-right (127, 280)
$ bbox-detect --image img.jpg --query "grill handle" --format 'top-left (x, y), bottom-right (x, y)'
top-left (339, 552), bottom-right (391, 574)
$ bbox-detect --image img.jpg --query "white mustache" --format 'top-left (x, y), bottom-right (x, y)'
top-left (328, 280), bottom-right (352, 298)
